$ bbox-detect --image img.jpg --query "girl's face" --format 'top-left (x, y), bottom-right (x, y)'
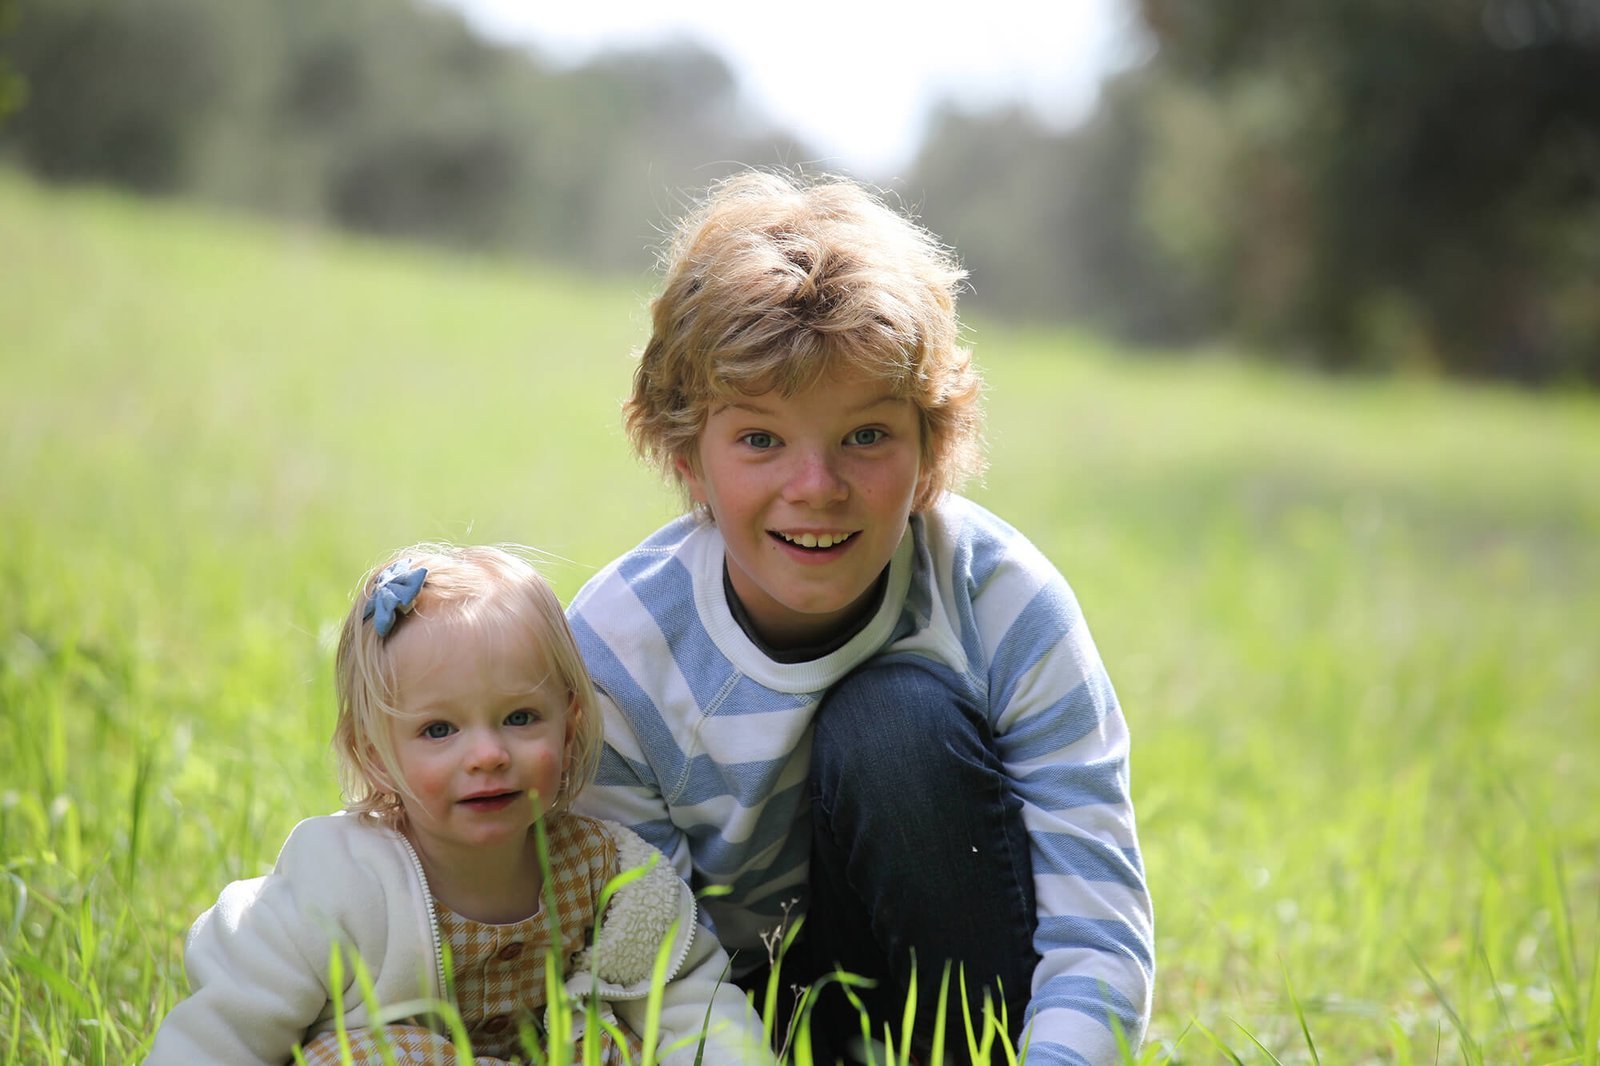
top-left (382, 614), bottom-right (572, 863)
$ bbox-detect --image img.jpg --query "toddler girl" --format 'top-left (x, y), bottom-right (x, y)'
top-left (147, 544), bottom-right (769, 1065)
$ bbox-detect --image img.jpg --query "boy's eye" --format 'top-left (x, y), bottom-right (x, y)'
top-left (422, 721), bottom-right (456, 740)
top-left (847, 428), bottom-right (886, 446)
top-left (740, 431), bottom-right (778, 450)
top-left (505, 709), bottom-right (537, 726)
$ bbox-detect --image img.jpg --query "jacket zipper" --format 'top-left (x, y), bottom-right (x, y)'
top-left (395, 832), bottom-right (447, 998)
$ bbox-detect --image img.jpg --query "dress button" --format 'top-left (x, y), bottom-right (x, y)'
top-left (482, 1014), bottom-right (508, 1033)
top-left (497, 942), bottom-right (524, 961)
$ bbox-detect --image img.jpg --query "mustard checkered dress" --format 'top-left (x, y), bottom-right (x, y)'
top-left (298, 816), bottom-right (645, 1065)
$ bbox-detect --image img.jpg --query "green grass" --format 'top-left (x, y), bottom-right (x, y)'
top-left (2, 169), bottom-right (1598, 1064)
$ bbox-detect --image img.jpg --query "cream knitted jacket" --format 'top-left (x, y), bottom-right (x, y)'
top-left (144, 812), bottom-right (772, 1065)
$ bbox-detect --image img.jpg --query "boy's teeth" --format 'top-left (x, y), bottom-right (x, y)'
top-left (783, 532), bottom-right (852, 549)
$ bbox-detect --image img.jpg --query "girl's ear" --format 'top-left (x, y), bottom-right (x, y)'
top-left (365, 744), bottom-right (399, 794)
top-left (555, 693), bottom-right (582, 808)
top-left (563, 692), bottom-right (581, 748)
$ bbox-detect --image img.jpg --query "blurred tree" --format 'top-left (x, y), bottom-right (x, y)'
top-left (0, 0), bottom-right (813, 273)
top-left (279, 0), bottom-right (532, 247)
top-left (910, 1), bottom-right (1599, 383)
top-left (511, 39), bottom-right (774, 272)
top-left (912, 80), bottom-right (1215, 346)
top-left (9, 0), bottom-right (1588, 384)
top-left (1134, 0), bottom-right (1600, 382)
top-left (2, 0), bottom-right (233, 191)
top-left (537, 40), bottom-right (822, 272)
top-left (0, 0), bottom-right (22, 125)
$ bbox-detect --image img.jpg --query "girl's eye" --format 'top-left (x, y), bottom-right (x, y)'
top-left (847, 428), bottom-right (886, 446)
top-left (422, 721), bottom-right (455, 740)
top-left (506, 709), bottom-right (536, 726)
top-left (741, 431), bottom-right (778, 450)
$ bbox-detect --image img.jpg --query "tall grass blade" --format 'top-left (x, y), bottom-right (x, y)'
top-left (9, 952), bottom-right (92, 1016)
top-left (1582, 929), bottom-right (1600, 1066)
top-left (121, 744), bottom-right (155, 892)
top-left (1279, 958), bottom-right (1321, 1065)
top-left (1478, 943), bottom-right (1527, 1066)
top-left (1230, 1016), bottom-right (1288, 1066)
top-left (1407, 943), bottom-right (1483, 1066)
top-left (1189, 1018), bottom-right (1246, 1066)
top-left (928, 963), bottom-right (951, 1066)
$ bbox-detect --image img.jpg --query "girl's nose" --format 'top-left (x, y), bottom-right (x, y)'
top-left (783, 449), bottom-right (848, 507)
top-left (466, 730), bottom-right (511, 771)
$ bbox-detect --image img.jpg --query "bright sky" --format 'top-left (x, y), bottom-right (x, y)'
top-left (437, 0), bottom-right (1150, 177)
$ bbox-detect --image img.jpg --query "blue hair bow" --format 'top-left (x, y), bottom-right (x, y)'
top-left (362, 560), bottom-right (428, 638)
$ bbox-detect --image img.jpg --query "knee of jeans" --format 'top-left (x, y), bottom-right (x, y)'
top-left (812, 658), bottom-right (980, 778)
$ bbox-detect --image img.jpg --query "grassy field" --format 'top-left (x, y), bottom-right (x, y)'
top-left (2, 169), bottom-right (1598, 1065)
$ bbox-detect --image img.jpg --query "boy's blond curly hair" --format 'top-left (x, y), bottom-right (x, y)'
top-left (626, 169), bottom-right (985, 513)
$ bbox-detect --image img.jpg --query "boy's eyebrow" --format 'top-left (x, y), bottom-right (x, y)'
top-left (717, 391), bottom-right (905, 416)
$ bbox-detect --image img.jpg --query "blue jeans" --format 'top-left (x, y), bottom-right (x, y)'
top-left (797, 657), bottom-right (1039, 1062)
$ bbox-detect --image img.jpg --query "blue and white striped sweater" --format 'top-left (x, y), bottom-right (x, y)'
top-left (569, 495), bottom-right (1153, 1063)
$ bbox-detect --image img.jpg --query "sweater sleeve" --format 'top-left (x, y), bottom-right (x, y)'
top-left (972, 528), bottom-right (1155, 1064)
top-left (572, 690), bottom-right (695, 882)
top-left (144, 869), bottom-right (335, 1065)
top-left (144, 815), bottom-right (434, 1066)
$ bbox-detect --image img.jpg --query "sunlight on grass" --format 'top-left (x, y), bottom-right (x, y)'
top-left (2, 171), bottom-right (1597, 1063)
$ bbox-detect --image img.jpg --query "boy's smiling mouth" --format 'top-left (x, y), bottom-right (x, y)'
top-left (771, 530), bottom-right (859, 550)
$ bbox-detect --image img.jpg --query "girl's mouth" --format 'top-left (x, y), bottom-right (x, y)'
top-left (459, 791), bottom-right (521, 812)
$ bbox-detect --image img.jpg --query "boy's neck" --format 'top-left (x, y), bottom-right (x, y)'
top-left (722, 565), bottom-right (889, 663)
top-left (403, 823), bottom-right (546, 924)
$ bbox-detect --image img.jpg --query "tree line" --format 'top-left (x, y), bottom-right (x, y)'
top-left (0, 0), bottom-right (812, 275)
top-left (3, 0), bottom-right (1596, 384)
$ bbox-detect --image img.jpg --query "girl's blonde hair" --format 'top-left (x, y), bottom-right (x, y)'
top-left (333, 543), bottom-right (602, 822)
top-left (626, 168), bottom-right (985, 513)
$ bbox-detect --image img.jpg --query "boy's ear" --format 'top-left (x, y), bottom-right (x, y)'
top-left (913, 466), bottom-right (937, 512)
top-left (673, 455), bottom-right (710, 506)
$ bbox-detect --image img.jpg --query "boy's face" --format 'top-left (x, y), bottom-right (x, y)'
top-left (677, 366), bottom-right (924, 649)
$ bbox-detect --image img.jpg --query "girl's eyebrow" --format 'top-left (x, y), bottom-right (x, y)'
top-left (392, 706), bottom-right (450, 722)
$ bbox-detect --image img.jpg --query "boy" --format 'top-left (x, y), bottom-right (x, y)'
top-left (568, 170), bottom-right (1153, 1064)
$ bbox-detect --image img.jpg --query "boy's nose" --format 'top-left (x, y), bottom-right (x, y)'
top-left (783, 450), bottom-right (848, 506)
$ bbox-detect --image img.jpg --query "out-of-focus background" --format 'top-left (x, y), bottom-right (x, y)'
top-left (2, 2), bottom-right (1598, 1064)
top-left (3, 0), bottom-right (1597, 383)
